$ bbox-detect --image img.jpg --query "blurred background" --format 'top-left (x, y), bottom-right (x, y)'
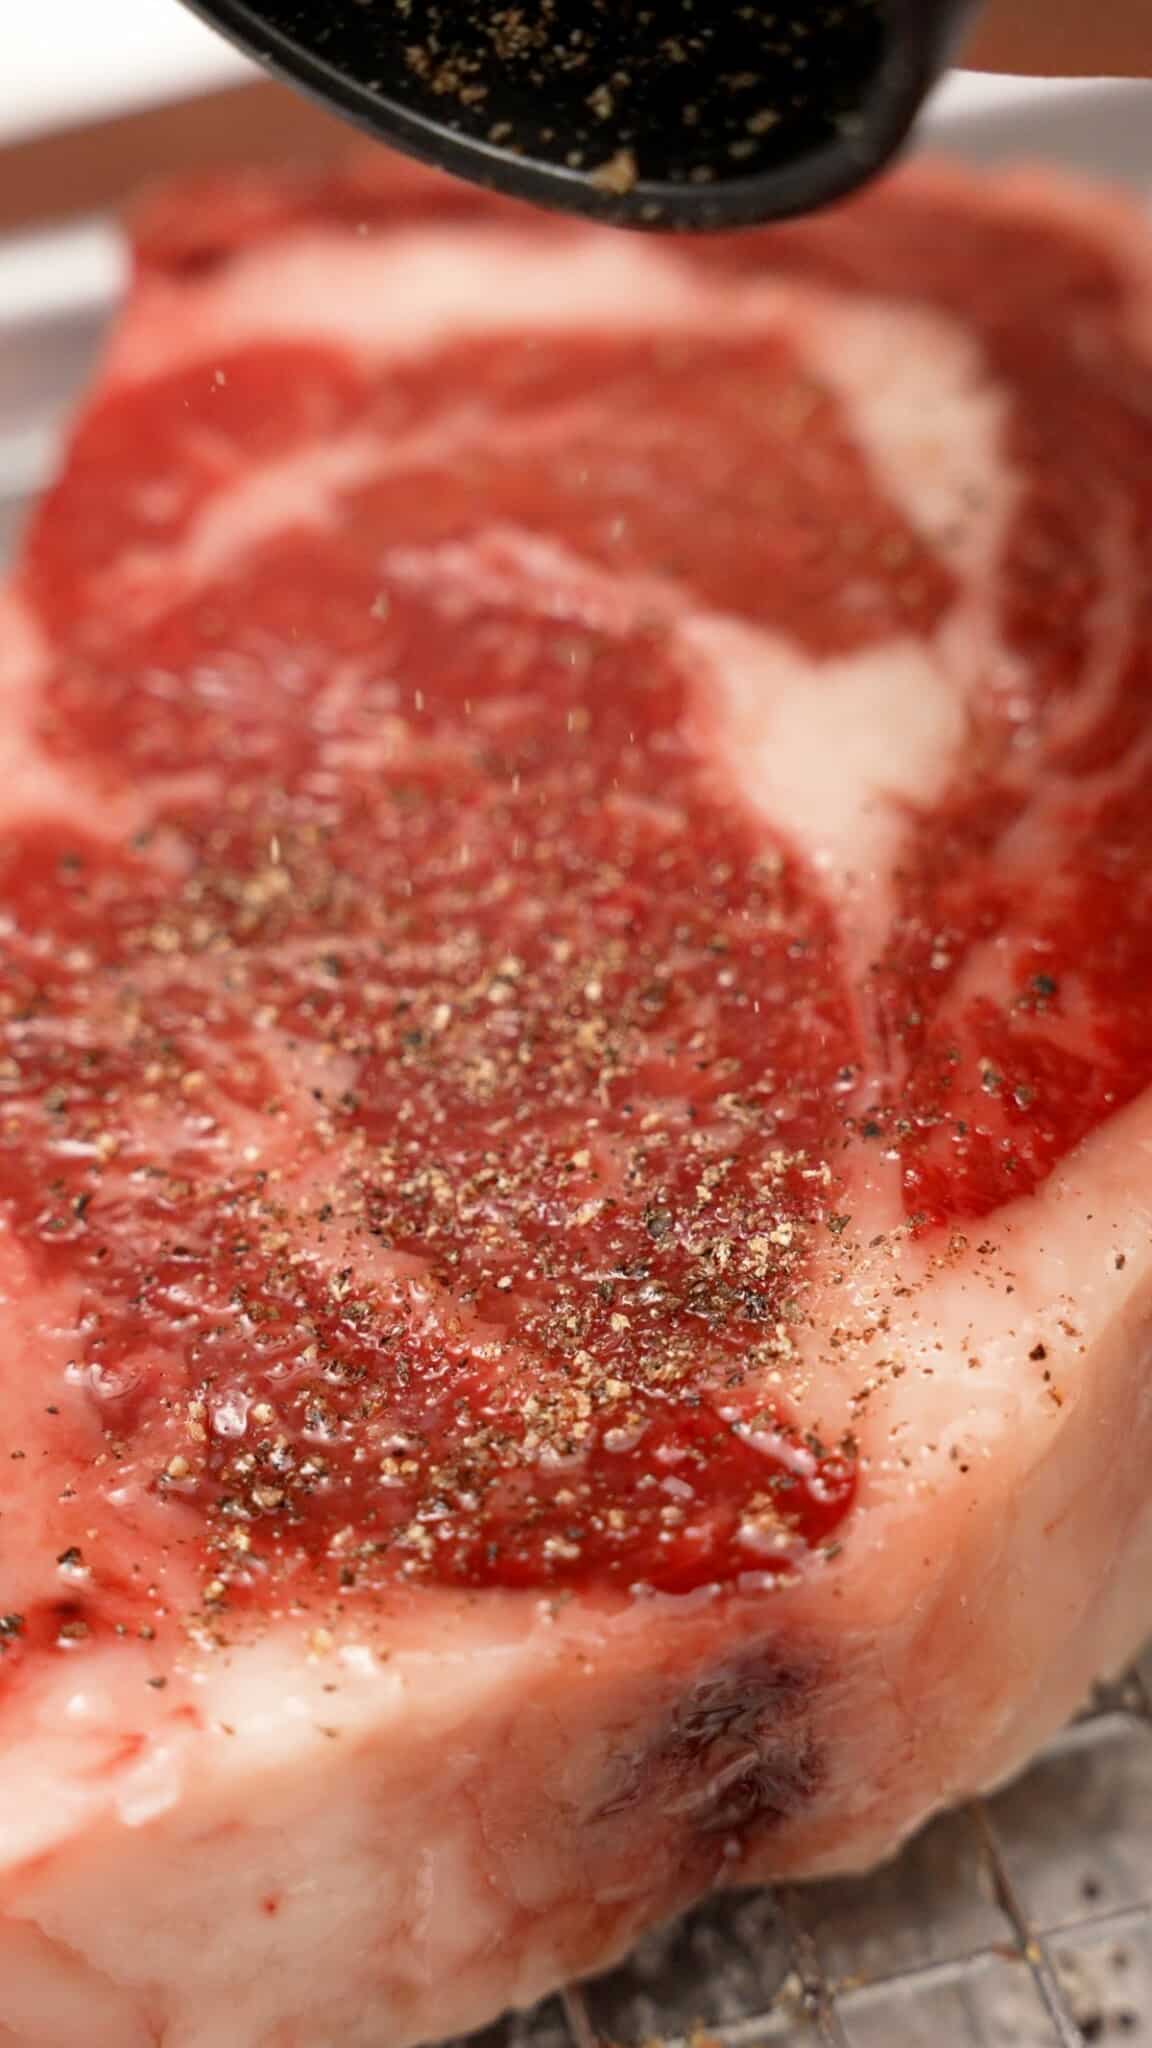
top-left (2, 0), bottom-right (352, 231)
top-left (3, 0), bottom-right (1152, 236)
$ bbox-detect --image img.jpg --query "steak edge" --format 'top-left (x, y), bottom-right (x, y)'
top-left (0, 154), bottom-right (1150, 2047)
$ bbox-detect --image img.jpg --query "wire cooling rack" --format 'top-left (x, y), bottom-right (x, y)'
top-left (1, 217), bottom-right (1150, 2048)
top-left (451, 1643), bottom-right (1151, 2048)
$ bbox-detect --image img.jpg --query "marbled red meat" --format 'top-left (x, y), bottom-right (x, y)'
top-left (0, 154), bottom-right (1151, 2048)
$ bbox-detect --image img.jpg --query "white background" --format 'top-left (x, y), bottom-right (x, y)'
top-left (0, 0), bottom-right (1125, 145)
top-left (3, 0), bottom-right (249, 143)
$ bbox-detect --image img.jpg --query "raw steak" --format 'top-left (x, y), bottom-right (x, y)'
top-left (1, 153), bottom-right (1151, 2048)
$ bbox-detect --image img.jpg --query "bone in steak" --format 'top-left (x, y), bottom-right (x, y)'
top-left (1, 154), bottom-right (1151, 2048)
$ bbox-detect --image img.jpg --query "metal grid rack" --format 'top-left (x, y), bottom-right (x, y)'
top-left (458, 1644), bottom-right (1151, 2048)
top-left (1, 216), bottom-right (1150, 2048)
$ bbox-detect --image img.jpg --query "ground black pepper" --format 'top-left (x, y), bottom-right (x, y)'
top-left (244, 0), bottom-right (885, 198)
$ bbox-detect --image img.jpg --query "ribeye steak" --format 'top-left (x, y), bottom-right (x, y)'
top-left (1, 154), bottom-right (1151, 2048)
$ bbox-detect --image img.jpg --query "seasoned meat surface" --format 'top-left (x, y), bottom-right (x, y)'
top-left (0, 154), bottom-right (1150, 2047)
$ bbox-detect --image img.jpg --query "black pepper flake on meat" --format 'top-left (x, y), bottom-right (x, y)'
top-left (1031, 972), bottom-right (1059, 1004)
top-left (0, 361), bottom-right (886, 1621)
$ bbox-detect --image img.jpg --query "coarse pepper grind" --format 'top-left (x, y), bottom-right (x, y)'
top-left (180, 0), bottom-right (977, 229)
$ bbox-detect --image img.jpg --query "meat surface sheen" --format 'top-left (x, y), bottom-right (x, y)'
top-left (1, 153), bottom-right (1152, 2048)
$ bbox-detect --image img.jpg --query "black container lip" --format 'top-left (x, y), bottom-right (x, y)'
top-left (183, 0), bottom-right (972, 231)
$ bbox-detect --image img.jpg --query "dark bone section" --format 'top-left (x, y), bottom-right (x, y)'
top-left (456, 1647), bottom-right (1152, 2048)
